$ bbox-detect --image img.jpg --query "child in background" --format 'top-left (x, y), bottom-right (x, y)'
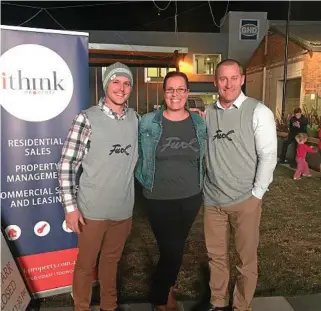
top-left (293, 133), bottom-right (317, 180)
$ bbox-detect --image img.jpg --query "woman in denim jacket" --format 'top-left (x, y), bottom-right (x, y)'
top-left (135, 71), bottom-right (207, 311)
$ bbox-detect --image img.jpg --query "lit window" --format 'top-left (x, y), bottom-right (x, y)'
top-left (147, 68), bottom-right (159, 78)
top-left (193, 54), bottom-right (221, 75)
top-left (144, 67), bottom-right (176, 83)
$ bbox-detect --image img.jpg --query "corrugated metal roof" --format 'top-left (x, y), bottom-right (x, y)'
top-left (270, 21), bottom-right (321, 51)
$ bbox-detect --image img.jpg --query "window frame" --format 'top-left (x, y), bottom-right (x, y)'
top-left (192, 54), bottom-right (222, 75)
top-left (144, 67), bottom-right (176, 83)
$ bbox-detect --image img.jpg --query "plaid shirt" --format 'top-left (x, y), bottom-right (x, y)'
top-left (58, 98), bottom-right (128, 213)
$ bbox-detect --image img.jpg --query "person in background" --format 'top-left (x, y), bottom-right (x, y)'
top-left (203, 59), bottom-right (277, 311)
top-left (58, 62), bottom-right (138, 311)
top-left (293, 133), bottom-right (317, 180)
top-left (135, 71), bottom-right (207, 311)
top-left (279, 107), bottom-right (308, 166)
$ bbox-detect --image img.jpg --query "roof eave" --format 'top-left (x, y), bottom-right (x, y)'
top-left (269, 26), bottom-right (312, 52)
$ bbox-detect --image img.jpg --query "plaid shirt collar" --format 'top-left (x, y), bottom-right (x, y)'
top-left (98, 97), bottom-right (128, 120)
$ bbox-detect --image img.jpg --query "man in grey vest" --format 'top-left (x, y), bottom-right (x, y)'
top-left (58, 62), bottom-right (138, 311)
top-left (203, 59), bottom-right (277, 311)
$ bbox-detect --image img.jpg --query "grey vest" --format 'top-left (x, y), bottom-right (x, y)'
top-left (77, 106), bottom-right (138, 220)
top-left (203, 97), bottom-right (258, 207)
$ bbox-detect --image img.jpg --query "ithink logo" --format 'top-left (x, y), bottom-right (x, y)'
top-left (1, 70), bottom-right (65, 92)
top-left (0, 44), bottom-right (74, 122)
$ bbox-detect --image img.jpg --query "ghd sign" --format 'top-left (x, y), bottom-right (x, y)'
top-left (239, 19), bottom-right (259, 40)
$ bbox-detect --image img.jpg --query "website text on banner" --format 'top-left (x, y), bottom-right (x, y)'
top-left (0, 25), bottom-right (89, 297)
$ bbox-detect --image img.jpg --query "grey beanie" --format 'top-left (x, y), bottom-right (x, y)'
top-left (102, 62), bottom-right (133, 92)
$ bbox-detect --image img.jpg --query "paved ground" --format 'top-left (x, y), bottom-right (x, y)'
top-left (40, 294), bottom-right (321, 311)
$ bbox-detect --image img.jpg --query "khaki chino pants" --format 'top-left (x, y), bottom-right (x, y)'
top-left (73, 217), bottom-right (132, 311)
top-left (204, 197), bottom-right (262, 311)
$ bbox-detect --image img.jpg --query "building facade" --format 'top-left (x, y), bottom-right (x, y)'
top-left (87, 11), bottom-right (320, 116)
top-left (87, 11), bottom-right (269, 111)
top-left (246, 21), bottom-right (321, 118)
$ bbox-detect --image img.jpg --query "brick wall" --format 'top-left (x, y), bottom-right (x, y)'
top-left (246, 71), bottom-right (263, 101)
top-left (247, 40), bottom-right (265, 69)
top-left (266, 33), bottom-right (306, 65)
top-left (247, 32), bottom-right (306, 70)
top-left (301, 52), bottom-right (321, 114)
top-left (264, 61), bottom-right (304, 115)
top-left (302, 52), bottom-right (321, 94)
top-left (246, 30), bottom-right (321, 116)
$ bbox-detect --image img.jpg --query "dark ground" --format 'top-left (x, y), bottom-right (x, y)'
top-left (39, 165), bottom-right (321, 307)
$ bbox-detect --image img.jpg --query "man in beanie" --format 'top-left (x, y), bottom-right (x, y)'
top-left (58, 62), bottom-right (138, 311)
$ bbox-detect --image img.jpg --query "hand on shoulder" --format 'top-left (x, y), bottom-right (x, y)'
top-left (189, 108), bottom-right (206, 118)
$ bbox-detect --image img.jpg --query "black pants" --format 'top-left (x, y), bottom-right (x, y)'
top-left (145, 193), bottom-right (202, 305)
top-left (280, 135), bottom-right (297, 165)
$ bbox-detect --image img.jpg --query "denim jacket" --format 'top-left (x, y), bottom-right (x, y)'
top-left (135, 107), bottom-right (207, 191)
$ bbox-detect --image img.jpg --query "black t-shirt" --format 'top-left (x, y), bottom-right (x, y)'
top-left (143, 116), bottom-right (201, 200)
top-left (289, 115), bottom-right (308, 137)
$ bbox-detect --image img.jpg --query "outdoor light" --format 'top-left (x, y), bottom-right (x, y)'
top-left (310, 93), bottom-right (316, 100)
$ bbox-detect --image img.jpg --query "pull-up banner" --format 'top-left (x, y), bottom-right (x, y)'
top-left (0, 25), bottom-right (89, 297)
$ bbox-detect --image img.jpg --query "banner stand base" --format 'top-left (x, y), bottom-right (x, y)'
top-left (26, 281), bottom-right (99, 309)
top-left (26, 299), bottom-right (41, 311)
top-left (31, 285), bottom-right (72, 299)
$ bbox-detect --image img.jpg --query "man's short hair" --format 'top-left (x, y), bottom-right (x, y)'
top-left (294, 107), bottom-right (302, 114)
top-left (215, 59), bottom-right (244, 76)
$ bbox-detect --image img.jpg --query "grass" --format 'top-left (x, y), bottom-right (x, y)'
top-left (39, 165), bottom-right (321, 307)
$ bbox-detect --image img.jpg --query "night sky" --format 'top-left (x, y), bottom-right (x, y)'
top-left (2, 1), bottom-right (321, 33)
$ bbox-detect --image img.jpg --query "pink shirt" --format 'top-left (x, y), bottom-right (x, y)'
top-left (296, 144), bottom-right (317, 158)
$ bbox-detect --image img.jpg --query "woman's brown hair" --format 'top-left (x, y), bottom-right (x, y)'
top-left (163, 71), bottom-right (189, 91)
